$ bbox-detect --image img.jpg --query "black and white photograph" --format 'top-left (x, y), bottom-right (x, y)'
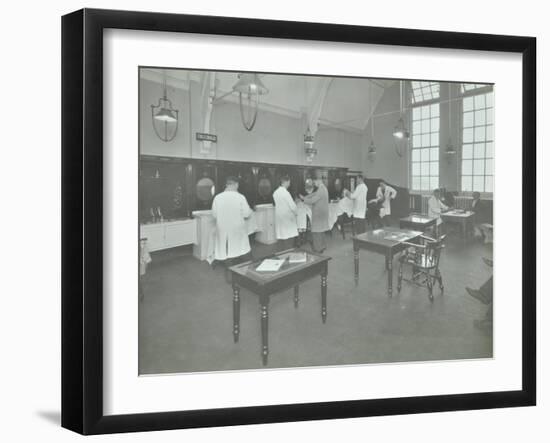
top-left (138, 68), bottom-right (495, 374)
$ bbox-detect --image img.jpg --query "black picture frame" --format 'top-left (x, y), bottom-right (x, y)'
top-left (61, 8), bottom-right (536, 435)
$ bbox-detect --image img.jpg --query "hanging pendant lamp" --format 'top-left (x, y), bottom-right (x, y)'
top-left (445, 84), bottom-right (457, 155)
top-left (151, 70), bottom-right (179, 142)
top-left (368, 79), bottom-right (377, 156)
top-left (393, 81), bottom-right (410, 157)
top-left (232, 73), bottom-right (268, 131)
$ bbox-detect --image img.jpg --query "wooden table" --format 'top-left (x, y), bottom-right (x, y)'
top-left (229, 249), bottom-right (331, 365)
top-left (441, 210), bottom-right (475, 241)
top-left (399, 215), bottom-right (437, 232)
top-left (352, 228), bottom-right (422, 297)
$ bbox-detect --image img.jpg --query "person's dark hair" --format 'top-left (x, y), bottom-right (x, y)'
top-left (280, 174), bottom-right (290, 183)
top-left (473, 191), bottom-right (481, 199)
top-left (357, 175), bottom-right (364, 181)
top-left (379, 179), bottom-right (386, 185)
top-left (226, 176), bottom-right (239, 185)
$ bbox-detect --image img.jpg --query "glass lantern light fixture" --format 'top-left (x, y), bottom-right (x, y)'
top-left (368, 79), bottom-right (377, 158)
top-left (393, 80), bottom-right (410, 157)
top-left (151, 70), bottom-right (179, 142)
top-left (232, 73), bottom-right (269, 131)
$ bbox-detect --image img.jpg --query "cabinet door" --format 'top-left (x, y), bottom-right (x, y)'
top-left (164, 221), bottom-right (197, 248)
top-left (141, 224), bottom-right (165, 252)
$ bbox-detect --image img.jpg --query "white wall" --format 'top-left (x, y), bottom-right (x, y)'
top-left (1, 1), bottom-right (546, 443)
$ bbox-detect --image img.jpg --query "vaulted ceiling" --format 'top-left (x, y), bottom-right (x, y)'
top-left (141, 68), bottom-right (395, 134)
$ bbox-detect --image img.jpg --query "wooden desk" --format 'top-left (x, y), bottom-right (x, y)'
top-left (399, 215), bottom-right (437, 232)
top-left (229, 249), bottom-right (331, 366)
top-left (352, 228), bottom-right (422, 297)
top-left (441, 210), bottom-right (475, 240)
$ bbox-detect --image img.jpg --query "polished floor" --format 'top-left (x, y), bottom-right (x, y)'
top-left (139, 226), bottom-right (493, 375)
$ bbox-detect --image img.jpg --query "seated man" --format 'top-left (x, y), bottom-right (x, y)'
top-left (471, 191), bottom-right (493, 243)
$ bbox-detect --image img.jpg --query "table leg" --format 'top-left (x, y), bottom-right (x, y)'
top-left (387, 252), bottom-right (393, 298)
top-left (354, 246), bottom-right (359, 287)
top-left (294, 285), bottom-right (299, 308)
top-left (232, 284), bottom-right (240, 343)
top-left (321, 272), bottom-right (327, 323)
top-left (260, 297), bottom-right (269, 366)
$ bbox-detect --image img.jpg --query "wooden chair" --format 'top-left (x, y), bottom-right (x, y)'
top-left (397, 234), bottom-right (446, 302)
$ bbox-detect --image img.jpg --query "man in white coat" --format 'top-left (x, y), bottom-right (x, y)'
top-left (273, 175), bottom-right (298, 250)
top-left (211, 176), bottom-right (253, 263)
top-left (370, 180), bottom-right (397, 226)
top-left (345, 175), bottom-right (368, 235)
top-left (427, 188), bottom-right (449, 236)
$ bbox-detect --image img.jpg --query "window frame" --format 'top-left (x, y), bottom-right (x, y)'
top-left (409, 100), bottom-right (441, 194)
top-left (459, 85), bottom-right (494, 196)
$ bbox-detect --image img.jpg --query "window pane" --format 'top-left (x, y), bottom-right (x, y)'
top-left (486, 108), bottom-right (493, 124)
top-left (485, 158), bottom-right (493, 175)
top-left (413, 107), bottom-right (421, 120)
top-left (421, 177), bottom-right (430, 191)
top-left (486, 142), bottom-right (494, 157)
top-left (422, 119), bottom-right (430, 133)
top-left (463, 144), bottom-right (473, 159)
top-left (430, 177), bottom-right (439, 190)
top-left (474, 94), bottom-right (485, 108)
top-left (475, 109), bottom-right (486, 126)
top-left (486, 125), bottom-right (494, 140)
top-left (412, 162), bottom-right (420, 175)
top-left (463, 128), bottom-right (473, 143)
top-left (430, 162), bottom-right (438, 175)
top-left (474, 143), bottom-right (485, 158)
top-left (431, 104), bottom-right (439, 117)
top-left (431, 148), bottom-right (439, 162)
top-left (422, 134), bottom-right (430, 146)
top-left (462, 159), bottom-right (472, 175)
top-left (463, 96), bottom-right (474, 111)
top-left (412, 149), bottom-right (420, 162)
top-left (486, 92), bottom-right (494, 107)
top-left (485, 176), bottom-right (493, 193)
top-left (463, 112), bottom-right (474, 127)
top-left (431, 133), bottom-right (439, 147)
top-left (421, 148), bottom-right (429, 162)
top-left (463, 177), bottom-right (473, 192)
top-left (413, 135), bottom-right (421, 148)
top-left (412, 177), bottom-right (420, 190)
top-left (413, 121), bottom-right (421, 134)
top-left (473, 159), bottom-right (484, 175)
top-left (473, 176), bottom-right (484, 192)
top-left (422, 106), bottom-right (430, 119)
top-left (474, 126), bottom-right (485, 142)
top-left (431, 118), bottom-right (439, 132)
top-left (421, 162), bottom-right (429, 175)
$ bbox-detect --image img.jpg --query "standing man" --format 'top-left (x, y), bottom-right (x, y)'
top-left (345, 175), bottom-right (368, 235)
top-left (427, 188), bottom-right (449, 236)
top-left (273, 175), bottom-right (298, 250)
top-left (370, 180), bottom-right (397, 226)
top-left (211, 176), bottom-right (253, 263)
top-left (301, 174), bottom-right (330, 253)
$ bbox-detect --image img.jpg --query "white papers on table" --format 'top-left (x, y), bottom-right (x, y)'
top-left (256, 258), bottom-right (286, 272)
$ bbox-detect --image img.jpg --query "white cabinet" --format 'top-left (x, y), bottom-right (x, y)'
top-left (192, 210), bottom-right (216, 261)
top-left (140, 219), bottom-right (197, 252)
top-left (254, 204), bottom-right (277, 245)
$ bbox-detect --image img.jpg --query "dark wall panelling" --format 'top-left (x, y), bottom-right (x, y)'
top-left (139, 155), bottom-right (349, 218)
